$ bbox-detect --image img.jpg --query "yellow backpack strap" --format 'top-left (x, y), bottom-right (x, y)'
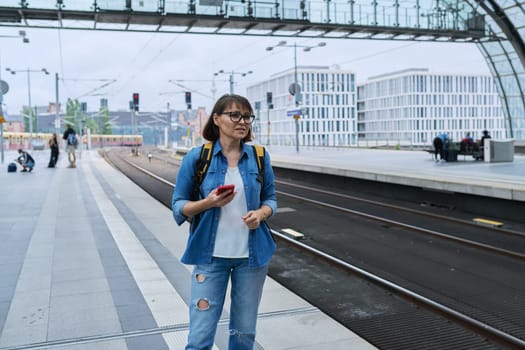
top-left (193, 142), bottom-right (214, 199)
top-left (190, 142), bottom-right (214, 232)
top-left (252, 145), bottom-right (265, 185)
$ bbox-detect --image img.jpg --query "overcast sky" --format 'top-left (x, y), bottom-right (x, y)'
top-left (0, 27), bottom-right (490, 115)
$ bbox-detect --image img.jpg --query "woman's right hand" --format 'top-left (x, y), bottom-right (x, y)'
top-left (207, 188), bottom-right (236, 207)
top-left (182, 188), bottom-right (236, 219)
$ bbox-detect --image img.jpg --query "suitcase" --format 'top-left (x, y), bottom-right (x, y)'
top-left (8, 162), bottom-right (17, 173)
top-left (444, 149), bottom-right (457, 162)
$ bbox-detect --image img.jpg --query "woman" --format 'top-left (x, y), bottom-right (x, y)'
top-left (172, 94), bottom-right (277, 350)
top-left (48, 133), bottom-right (59, 168)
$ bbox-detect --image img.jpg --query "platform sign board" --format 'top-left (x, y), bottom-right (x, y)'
top-left (287, 109), bottom-right (302, 120)
top-left (287, 109), bottom-right (302, 117)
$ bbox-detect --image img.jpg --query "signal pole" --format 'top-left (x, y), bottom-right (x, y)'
top-left (132, 93), bottom-right (139, 155)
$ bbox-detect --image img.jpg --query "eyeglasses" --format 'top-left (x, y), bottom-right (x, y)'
top-left (222, 111), bottom-right (256, 124)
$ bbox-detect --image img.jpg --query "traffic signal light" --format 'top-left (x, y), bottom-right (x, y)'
top-left (185, 91), bottom-right (192, 109)
top-left (266, 92), bottom-right (273, 109)
top-left (132, 93), bottom-right (139, 111)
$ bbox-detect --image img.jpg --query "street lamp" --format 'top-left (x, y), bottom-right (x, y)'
top-left (5, 67), bottom-right (50, 150)
top-left (266, 41), bottom-right (326, 107)
top-left (266, 41), bottom-right (326, 152)
top-left (0, 30), bottom-right (29, 43)
top-left (0, 30), bottom-right (29, 164)
top-left (213, 69), bottom-right (253, 94)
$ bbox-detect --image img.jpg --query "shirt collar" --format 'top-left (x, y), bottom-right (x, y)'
top-left (212, 141), bottom-right (250, 158)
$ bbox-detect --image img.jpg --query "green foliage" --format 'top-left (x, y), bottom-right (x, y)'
top-left (62, 98), bottom-right (116, 136)
top-left (98, 106), bottom-right (112, 135)
top-left (64, 98), bottom-right (80, 128)
top-left (21, 106), bottom-right (35, 132)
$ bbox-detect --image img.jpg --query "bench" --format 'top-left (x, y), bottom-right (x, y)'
top-left (424, 142), bottom-right (484, 161)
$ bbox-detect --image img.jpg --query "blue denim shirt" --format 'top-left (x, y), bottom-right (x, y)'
top-left (172, 142), bottom-right (277, 267)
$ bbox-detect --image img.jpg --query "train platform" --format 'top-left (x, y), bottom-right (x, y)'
top-left (268, 146), bottom-right (525, 202)
top-left (0, 149), bottom-right (377, 350)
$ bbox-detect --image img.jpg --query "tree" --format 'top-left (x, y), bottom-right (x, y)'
top-left (64, 98), bottom-right (81, 128)
top-left (98, 106), bottom-right (112, 135)
top-left (64, 98), bottom-right (96, 135)
top-left (21, 106), bottom-right (36, 133)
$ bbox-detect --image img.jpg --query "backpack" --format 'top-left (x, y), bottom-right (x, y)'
top-left (8, 162), bottom-right (17, 173)
top-left (68, 133), bottom-right (78, 146)
top-left (190, 142), bottom-right (266, 230)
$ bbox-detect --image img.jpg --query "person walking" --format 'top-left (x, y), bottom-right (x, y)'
top-left (48, 133), bottom-right (60, 168)
top-left (62, 124), bottom-right (78, 168)
top-left (172, 94), bottom-right (277, 350)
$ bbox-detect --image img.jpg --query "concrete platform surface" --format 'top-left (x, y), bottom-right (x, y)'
top-left (268, 146), bottom-right (525, 202)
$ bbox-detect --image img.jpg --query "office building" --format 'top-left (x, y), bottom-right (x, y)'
top-left (357, 68), bottom-right (505, 146)
top-left (247, 66), bottom-right (357, 147)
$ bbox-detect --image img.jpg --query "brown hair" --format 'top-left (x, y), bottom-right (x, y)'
top-left (202, 94), bottom-right (254, 142)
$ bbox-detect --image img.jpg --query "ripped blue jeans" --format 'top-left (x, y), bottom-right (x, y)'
top-left (186, 257), bottom-right (269, 350)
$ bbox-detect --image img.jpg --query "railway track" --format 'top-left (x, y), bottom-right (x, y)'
top-left (117, 147), bottom-right (525, 259)
top-left (103, 148), bottom-right (525, 349)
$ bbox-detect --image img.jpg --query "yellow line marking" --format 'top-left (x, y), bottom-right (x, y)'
top-left (473, 218), bottom-right (504, 227)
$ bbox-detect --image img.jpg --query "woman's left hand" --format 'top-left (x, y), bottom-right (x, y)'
top-left (242, 210), bottom-right (262, 230)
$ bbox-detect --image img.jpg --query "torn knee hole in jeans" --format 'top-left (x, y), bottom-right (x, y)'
top-left (195, 274), bottom-right (209, 310)
top-left (195, 273), bottom-right (205, 282)
top-left (196, 298), bottom-right (209, 310)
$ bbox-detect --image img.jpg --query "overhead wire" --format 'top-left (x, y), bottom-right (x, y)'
top-left (106, 34), bottom-right (159, 96)
top-left (111, 33), bottom-right (183, 110)
top-left (335, 42), bottom-right (419, 65)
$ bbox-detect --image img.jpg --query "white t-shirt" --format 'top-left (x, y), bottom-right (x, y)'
top-left (213, 167), bottom-right (249, 258)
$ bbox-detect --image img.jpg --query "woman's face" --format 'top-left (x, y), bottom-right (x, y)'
top-left (213, 102), bottom-right (252, 141)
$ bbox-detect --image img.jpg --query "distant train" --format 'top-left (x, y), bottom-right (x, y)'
top-left (2, 132), bottom-right (142, 150)
top-left (2, 132), bottom-right (51, 150)
top-left (85, 134), bottom-right (143, 148)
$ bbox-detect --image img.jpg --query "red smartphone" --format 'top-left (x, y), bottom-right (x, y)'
top-left (216, 184), bottom-right (235, 195)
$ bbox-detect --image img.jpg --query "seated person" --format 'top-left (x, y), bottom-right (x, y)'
top-left (461, 132), bottom-right (474, 152)
top-left (462, 132), bottom-right (474, 144)
top-left (480, 130), bottom-right (491, 148)
top-left (16, 149), bottom-right (35, 172)
top-left (479, 130), bottom-right (492, 160)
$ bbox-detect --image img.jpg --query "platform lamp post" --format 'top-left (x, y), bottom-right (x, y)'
top-left (266, 41), bottom-right (326, 152)
top-left (213, 69), bottom-right (253, 94)
top-left (5, 67), bottom-right (49, 150)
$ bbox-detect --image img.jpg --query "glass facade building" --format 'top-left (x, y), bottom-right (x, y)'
top-left (357, 68), bottom-right (505, 146)
top-left (247, 66), bottom-right (356, 147)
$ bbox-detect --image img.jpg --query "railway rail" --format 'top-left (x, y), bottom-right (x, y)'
top-left (121, 147), bottom-right (525, 259)
top-left (103, 148), bottom-right (525, 349)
